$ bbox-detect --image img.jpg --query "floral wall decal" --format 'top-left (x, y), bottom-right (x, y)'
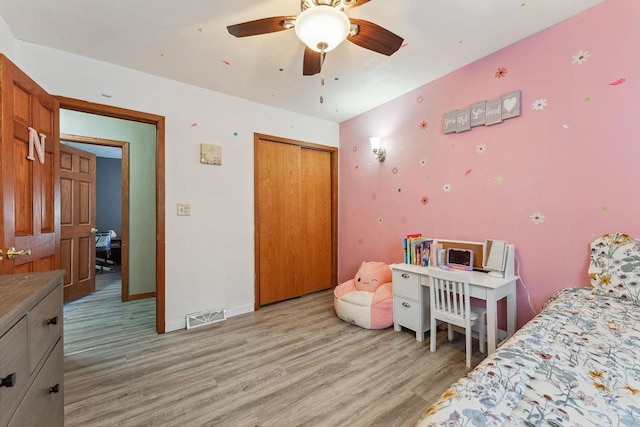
top-left (442, 183), bottom-right (453, 192)
top-left (530, 212), bottom-right (545, 224)
top-left (419, 120), bottom-right (428, 130)
top-left (495, 66), bottom-right (508, 78)
top-left (571, 50), bottom-right (591, 64)
top-left (532, 99), bottom-right (548, 110)
top-left (476, 144), bottom-right (487, 154)
top-left (420, 196), bottom-right (429, 205)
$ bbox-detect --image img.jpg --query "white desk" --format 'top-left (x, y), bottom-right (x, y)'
top-left (390, 263), bottom-right (518, 355)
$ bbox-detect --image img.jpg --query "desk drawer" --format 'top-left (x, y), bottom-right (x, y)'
top-left (9, 339), bottom-right (64, 427)
top-left (392, 270), bottom-right (421, 300)
top-left (393, 296), bottom-right (421, 331)
top-left (28, 285), bottom-right (63, 373)
top-left (0, 317), bottom-right (30, 427)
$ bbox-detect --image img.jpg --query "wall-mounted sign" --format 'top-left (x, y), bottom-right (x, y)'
top-left (27, 127), bottom-right (47, 164)
top-left (200, 143), bottom-right (222, 165)
top-left (443, 90), bottom-right (521, 134)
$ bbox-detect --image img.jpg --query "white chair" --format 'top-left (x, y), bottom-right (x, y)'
top-left (428, 267), bottom-right (486, 368)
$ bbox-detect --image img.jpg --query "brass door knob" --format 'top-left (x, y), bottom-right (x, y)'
top-left (6, 247), bottom-right (32, 259)
top-left (91, 227), bottom-right (98, 233)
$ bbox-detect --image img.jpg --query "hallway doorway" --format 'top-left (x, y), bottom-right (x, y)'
top-left (58, 96), bottom-right (166, 333)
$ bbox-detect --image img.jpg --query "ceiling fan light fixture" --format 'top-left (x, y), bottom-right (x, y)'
top-left (294, 5), bottom-right (350, 52)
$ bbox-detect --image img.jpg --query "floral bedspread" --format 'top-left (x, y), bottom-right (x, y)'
top-left (416, 287), bottom-right (640, 427)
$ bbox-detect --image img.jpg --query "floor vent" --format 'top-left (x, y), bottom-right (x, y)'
top-left (186, 308), bottom-right (227, 330)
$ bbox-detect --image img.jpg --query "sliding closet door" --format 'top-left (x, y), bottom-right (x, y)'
top-left (254, 134), bottom-right (337, 307)
top-left (255, 139), bottom-right (303, 305)
top-left (299, 147), bottom-right (332, 294)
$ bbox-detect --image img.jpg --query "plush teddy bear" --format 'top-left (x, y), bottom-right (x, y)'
top-left (333, 261), bottom-right (393, 329)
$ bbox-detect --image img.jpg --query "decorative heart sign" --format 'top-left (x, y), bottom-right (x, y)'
top-left (503, 97), bottom-right (517, 113)
top-left (442, 90), bottom-right (521, 134)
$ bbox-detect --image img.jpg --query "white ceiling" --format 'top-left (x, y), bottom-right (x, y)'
top-left (0, 0), bottom-right (604, 123)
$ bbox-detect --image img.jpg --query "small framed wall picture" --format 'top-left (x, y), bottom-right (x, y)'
top-left (443, 110), bottom-right (458, 134)
top-left (456, 107), bottom-right (471, 133)
top-left (501, 90), bottom-right (521, 119)
top-left (200, 143), bottom-right (222, 166)
top-left (470, 101), bottom-right (486, 127)
top-left (485, 98), bottom-right (503, 126)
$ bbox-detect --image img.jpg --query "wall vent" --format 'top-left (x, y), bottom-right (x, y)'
top-left (186, 308), bottom-right (227, 330)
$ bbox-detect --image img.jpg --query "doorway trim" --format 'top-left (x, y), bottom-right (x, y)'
top-left (60, 133), bottom-right (133, 301)
top-left (57, 96), bottom-right (166, 334)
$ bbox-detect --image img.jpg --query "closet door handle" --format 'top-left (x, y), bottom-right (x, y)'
top-left (49, 384), bottom-right (60, 394)
top-left (402, 302), bottom-right (410, 308)
top-left (401, 273), bottom-right (410, 279)
top-left (47, 316), bottom-right (59, 325)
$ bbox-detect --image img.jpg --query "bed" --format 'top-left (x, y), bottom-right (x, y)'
top-left (417, 233), bottom-right (640, 426)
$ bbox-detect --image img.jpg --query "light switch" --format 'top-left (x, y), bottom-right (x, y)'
top-left (177, 203), bottom-right (191, 216)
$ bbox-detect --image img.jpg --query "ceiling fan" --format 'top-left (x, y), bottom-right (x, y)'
top-left (227, 0), bottom-right (404, 76)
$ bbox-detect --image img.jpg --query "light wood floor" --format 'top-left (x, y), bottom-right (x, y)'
top-left (64, 271), bottom-right (484, 427)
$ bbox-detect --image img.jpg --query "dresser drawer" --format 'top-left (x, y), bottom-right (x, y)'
top-left (393, 296), bottom-right (422, 331)
top-left (0, 317), bottom-right (30, 427)
top-left (28, 285), bottom-right (63, 373)
top-left (392, 269), bottom-right (421, 300)
top-left (8, 339), bottom-right (64, 427)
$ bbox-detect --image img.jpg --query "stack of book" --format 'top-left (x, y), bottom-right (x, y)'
top-left (402, 234), bottom-right (433, 266)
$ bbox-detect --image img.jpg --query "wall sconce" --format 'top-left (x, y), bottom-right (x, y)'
top-left (370, 137), bottom-right (386, 162)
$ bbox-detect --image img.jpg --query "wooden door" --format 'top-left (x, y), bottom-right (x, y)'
top-left (60, 144), bottom-right (96, 302)
top-left (0, 55), bottom-right (60, 274)
top-left (256, 139), bottom-right (303, 305)
top-left (299, 148), bottom-right (332, 294)
top-left (254, 134), bottom-right (337, 307)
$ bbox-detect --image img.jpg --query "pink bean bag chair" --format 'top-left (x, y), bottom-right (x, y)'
top-left (333, 261), bottom-right (393, 329)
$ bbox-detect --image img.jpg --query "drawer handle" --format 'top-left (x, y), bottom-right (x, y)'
top-left (0, 373), bottom-right (16, 388)
top-left (401, 273), bottom-right (410, 279)
top-left (402, 302), bottom-right (411, 308)
top-left (49, 384), bottom-right (60, 394)
top-left (47, 316), bottom-right (59, 325)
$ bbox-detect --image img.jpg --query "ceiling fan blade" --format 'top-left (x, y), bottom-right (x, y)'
top-left (227, 16), bottom-right (296, 37)
top-left (303, 47), bottom-right (323, 76)
top-left (343, 0), bottom-right (371, 10)
top-left (347, 19), bottom-right (404, 56)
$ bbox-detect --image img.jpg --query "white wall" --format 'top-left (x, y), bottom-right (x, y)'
top-left (12, 41), bottom-right (339, 331)
top-left (0, 16), bottom-right (15, 60)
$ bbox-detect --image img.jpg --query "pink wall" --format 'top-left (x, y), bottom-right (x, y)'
top-left (338, 0), bottom-right (640, 327)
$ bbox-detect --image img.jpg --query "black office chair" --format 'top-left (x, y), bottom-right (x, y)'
top-left (95, 232), bottom-right (112, 272)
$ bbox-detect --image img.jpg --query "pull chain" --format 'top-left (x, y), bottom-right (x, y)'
top-left (319, 43), bottom-right (326, 104)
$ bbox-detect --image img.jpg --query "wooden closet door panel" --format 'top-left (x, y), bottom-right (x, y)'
top-left (256, 140), bottom-right (303, 305)
top-left (299, 148), bottom-right (332, 293)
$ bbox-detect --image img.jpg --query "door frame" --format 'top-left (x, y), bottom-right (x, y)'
top-left (57, 96), bottom-right (166, 334)
top-left (253, 133), bottom-right (338, 310)
top-left (60, 133), bottom-right (132, 301)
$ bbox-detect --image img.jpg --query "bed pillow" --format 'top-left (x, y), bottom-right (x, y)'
top-left (589, 232), bottom-right (640, 305)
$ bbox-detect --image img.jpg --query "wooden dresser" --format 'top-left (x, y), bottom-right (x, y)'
top-left (0, 270), bottom-right (65, 427)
